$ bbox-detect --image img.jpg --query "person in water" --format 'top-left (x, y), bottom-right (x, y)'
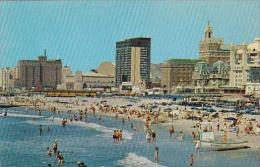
top-left (39, 125), bottom-right (43, 136)
top-left (146, 131), bottom-right (151, 143)
top-left (119, 130), bottom-right (123, 141)
top-left (151, 130), bottom-right (156, 142)
top-left (56, 151), bottom-right (64, 164)
top-left (53, 140), bottom-right (58, 154)
top-left (62, 119), bottom-right (67, 127)
top-left (154, 146), bottom-right (159, 163)
top-left (98, 115), bottom-right (102, 122)
top-left (169, 125), bottom-right (175, 138)
top-left (189, 154), bottom-right (194, 167)
top-left (179, 131), bottom-right (184, 141)
top-left (77, 161), bottom-right (87, 167)
top-left (130, 122), bottom-right (134, 129)
top-left (122, 118), bottom-right (125, 125)
top-left (47, 147), bottom-right (52, 157)
top-left (113, 130), bottom-right (117, 143)
top-left (195, 140), bottom-right (200, 153)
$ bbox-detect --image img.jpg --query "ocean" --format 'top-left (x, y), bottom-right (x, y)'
top-left (0, 107), bottom-right (260, 167)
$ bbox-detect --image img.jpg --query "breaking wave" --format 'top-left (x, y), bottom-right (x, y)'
top-left (45, 117), bottom-right (133, 140)
top-left (117, 152), bottom-right (167, 167)
top-left (0, 112), bottom-right (44, 118)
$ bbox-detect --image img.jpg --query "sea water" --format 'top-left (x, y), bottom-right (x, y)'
top-left (0, 107), bottom-right (260, 167)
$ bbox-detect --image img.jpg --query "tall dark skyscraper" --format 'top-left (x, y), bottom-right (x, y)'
top-left (115, 37), bottom-right (151, 87)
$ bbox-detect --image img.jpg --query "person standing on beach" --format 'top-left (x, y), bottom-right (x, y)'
top-left (154, 146), bottom-right (159, 163)
top-left (236, 126), bottom-right (240, 137)
top-left (223, 130), bottom-right (227, 143)
top-left (217, 120), bottom-right (220, 131)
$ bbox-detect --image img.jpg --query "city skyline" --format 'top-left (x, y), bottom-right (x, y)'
top-left (1, 1), bottom-right (260, 72)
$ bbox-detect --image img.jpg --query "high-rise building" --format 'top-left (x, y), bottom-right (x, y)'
top-left (115, 37), bottom-right (151, 87)
top-left (16, 51), bottom-right (62, 89)
top-left (160, 59), bottom-right (199, 93)
top-left (229, 37), bottom-right (260, 89)
top-left (199, 22), bottom-right (230, 64)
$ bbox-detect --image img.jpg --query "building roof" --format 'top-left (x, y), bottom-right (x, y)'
top-left (96, 61), bottom-right (115, 77)
top-left (194, 62), bottom-right (210, 75)
top-left (83, 71), bottom-right (112, 77)
top-left (211, 60), bottom-right (229, 73)
top-left (167, 58), bottom-right (200, 63)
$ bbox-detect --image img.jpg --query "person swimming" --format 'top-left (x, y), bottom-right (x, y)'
top-left (77, 161), bottom-right (87, 167)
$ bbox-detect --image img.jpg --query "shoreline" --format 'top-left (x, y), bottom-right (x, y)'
top-left (2, 96), bottom-right (260, 150)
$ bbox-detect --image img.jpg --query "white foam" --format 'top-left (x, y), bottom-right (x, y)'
top-left (117, 153), bottom-right (167, 167)
top-left (0, 113), bottom-right (44, 118)
top-left (45, 117), bottom-right (133, 140)
top-left (70, 121), bottom-right (133, 140)
top-left (25, 120), bottom-right (60, 126)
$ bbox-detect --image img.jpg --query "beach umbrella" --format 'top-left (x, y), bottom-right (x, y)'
top-left (225, 117), bottom-right (237, 121)
top-left (163, 108), bottom-right (173, 112)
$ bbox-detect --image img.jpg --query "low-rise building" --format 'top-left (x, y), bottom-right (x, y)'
top-left (192, 60), bottom-right (229, 93)
top-left (161, 59), bottom-right (199, 93)
top-left (58, 71), bottom-right (114, 91)
top-left (245, 83), bottom-right (260, 96)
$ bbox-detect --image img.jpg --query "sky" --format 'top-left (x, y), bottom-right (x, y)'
top-left (0, 0), bottom-right (260, 72)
